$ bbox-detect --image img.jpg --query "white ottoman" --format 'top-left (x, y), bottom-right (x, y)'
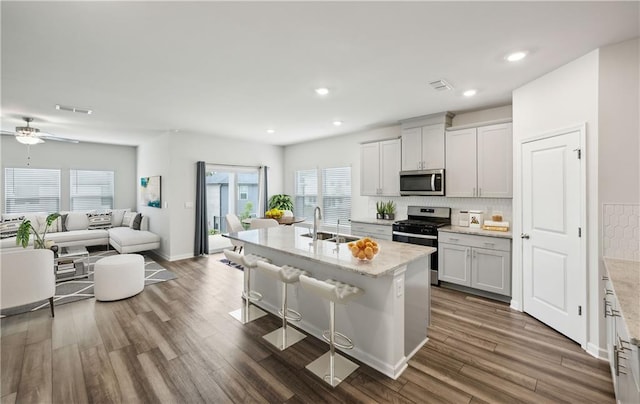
top-left (94, 254), bottom-right (145, 301)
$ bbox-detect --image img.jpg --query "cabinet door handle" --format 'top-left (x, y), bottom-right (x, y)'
top-left (472, 251), bottom-right (476, 258)
top-left (466, 248), bottom-right (470, 258)
top-left (484, 242), bottom-right (495, 246)
top-left (478, 188), bottom-right (482, 197)
top-left (448, 237), bottom-right (459, 241)
top-left (473, 187), bottom-right (476, 197)
top-left (602, 275), bottom-right (609, 281)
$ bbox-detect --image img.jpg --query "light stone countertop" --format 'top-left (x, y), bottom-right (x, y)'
top-left (603, 258), bottom-right (640, 346)
top-left (439, 225), bottom-right (513, 239)
top-left (350, 218), bottom-right (397, 226)
top-left (225, 226), bottom-right (435, 278)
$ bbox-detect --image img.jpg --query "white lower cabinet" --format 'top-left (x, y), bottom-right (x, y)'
top-left (350, 222), bottom-right (393, 241)
top-left (605, 279), bottom-right (640, 404)
top-left (438, 232), bottom-right (511, 297)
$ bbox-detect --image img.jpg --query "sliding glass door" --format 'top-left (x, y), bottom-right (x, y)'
top-left (205, 165), bottom-right (260, 234)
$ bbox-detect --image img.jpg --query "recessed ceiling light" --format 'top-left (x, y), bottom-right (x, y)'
top-left (315, 87), bottom-right (330, 96)
top-left (505, 51), bottom-right (527, 62)
top-left (463, 89), bottom-right (477, 97)
top-left (333, 120), bottom-right (343, 126)
top-left (266, 129), bottom-right (275, 134)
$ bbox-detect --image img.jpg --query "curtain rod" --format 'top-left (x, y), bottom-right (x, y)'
top-left (205, 162), bottom-right (265, 169)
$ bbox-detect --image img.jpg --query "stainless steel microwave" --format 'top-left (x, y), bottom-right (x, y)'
top-left (399, 169), bottom-right (445, 196)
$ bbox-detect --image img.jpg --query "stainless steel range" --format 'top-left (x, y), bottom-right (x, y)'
top-left (392, 206), bottom-right (451, 285)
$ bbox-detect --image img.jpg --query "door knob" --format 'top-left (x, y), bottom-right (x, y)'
top-left (520, 233), bottom-right (530, 239)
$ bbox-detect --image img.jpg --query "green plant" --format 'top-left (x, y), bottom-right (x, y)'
top-left (240, 201), bottom-right (254, 221)
top-left (208, 228), bottom-right (220, 235)
top-left (268, 194), bottom-right (294, 212)
top-left (376, 201), bottom-right (385, 215)
top-left (384, 201), bottom-right (396, 215)
top-left (16, 212), bottom-right (60, 249)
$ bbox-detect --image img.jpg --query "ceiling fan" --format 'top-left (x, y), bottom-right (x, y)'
top-left (1, 117), bottom-right (79, 145)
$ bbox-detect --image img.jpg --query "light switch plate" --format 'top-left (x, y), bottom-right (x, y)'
top-left (395, 278), bottom-right (404, 297)
top-left (184, 201), bottom-right (193, 209)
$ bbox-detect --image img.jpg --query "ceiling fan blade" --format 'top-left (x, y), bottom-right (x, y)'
top-left (39, 135), bottom-right (79, 144)
top-left (1, 130), bottom-right (16, 135)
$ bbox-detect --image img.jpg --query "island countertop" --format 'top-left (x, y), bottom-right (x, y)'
top-left (226, 225), bottom-right (435, 277)
top-left (603, 257), bottom-right (640, 346)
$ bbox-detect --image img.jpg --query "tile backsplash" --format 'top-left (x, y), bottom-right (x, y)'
top-left (603, 203), bottom-right (640, 261)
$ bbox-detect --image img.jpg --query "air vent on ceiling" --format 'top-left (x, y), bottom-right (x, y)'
top-left (56, 104), bottom-right (93, 115)
top-left (429, 79), bottom-right (453, 91)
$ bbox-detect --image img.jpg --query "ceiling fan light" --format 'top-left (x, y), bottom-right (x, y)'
top-left (16, 135), bottom-right (44, 145)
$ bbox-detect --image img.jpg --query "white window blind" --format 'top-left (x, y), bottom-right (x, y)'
top-left (4, 168), bottom-right (61, 213)
top-left (322, 166), bottom-right (351, 225)
top-left (70, 170), bottom-right (114, 211)
top-left (294, 169), bottom-right (317, 220)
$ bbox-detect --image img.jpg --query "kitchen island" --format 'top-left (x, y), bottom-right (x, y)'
top-left (226, 225), bottom-right (436, 379)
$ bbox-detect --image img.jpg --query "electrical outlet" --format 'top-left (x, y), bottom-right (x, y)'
top-left (395, 278), bottom-right (404, 297)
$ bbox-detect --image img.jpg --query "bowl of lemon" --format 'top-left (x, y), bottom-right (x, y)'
top-left (265, 208), bottom-right (283, 219)
top-left (347, 237), bottom-right (380, 261)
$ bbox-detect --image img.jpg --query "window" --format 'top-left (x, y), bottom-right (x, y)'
top-left (4, 168), bottom-right (61, 213)
top-left (239, 185), bottom-right (249, 200)
top-left (322, 167), bottom-right (351, 225)
top-left (294, 169), bottom-right (318, 220)
top-left (70, 170), bottom-right (114, 211)
top-left (294, 166), bottom-right (351, 226)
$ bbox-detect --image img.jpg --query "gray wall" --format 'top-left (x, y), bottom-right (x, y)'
top-left (0, 136), bottom-right (137, 212)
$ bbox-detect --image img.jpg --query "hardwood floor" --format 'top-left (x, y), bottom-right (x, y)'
top-left (1, 253), bottom-right (614, 403)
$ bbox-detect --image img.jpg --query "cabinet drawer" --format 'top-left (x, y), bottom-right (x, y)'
top-left (438, 232), bottom-right (511, 252)
top-left (350, 222), bottom-right (392, 240)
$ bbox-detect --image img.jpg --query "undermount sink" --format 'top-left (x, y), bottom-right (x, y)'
top-left (300, 232), bottom-right (359, 244)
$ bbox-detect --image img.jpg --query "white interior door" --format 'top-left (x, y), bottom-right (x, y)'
top-left (521, 130), bottom-right (584, 344)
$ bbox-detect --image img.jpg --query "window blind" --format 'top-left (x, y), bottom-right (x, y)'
top-left (70, 170), bottom-right (114, 211)
top-left (4, 168), bottom-right (61, 213)
top-left (294, 169), bottom-right (318, 220)
top-left (322, 166), bottom-right (351, 225)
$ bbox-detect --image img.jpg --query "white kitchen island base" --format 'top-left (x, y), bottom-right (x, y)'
top-left (242, 240), bottom-right (432, 379)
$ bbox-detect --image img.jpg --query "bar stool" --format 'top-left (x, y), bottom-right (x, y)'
top-left (256, 261), bottom-right (309, 350)
top-left (223, 249), bottom-right (269, 324)
top-left (298, 275), bottom-right (364, 387)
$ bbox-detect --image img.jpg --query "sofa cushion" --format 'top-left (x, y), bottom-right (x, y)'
top-left (0, 237), bottom-right (23, 249)
top-left (88, 212), bottom-right (112, 230)
top-left (48, 229), bottom-right (109, 244)
top-left (108, 227), bottom-right (160, 246)
top-left (108, 209), bottom-right (129, 227)
top-left (131, 213), bottom-right (143, 230)
top-left (0, 217), bottom-right (24, 239)
top-left (66, 212), bottom-right (90, 231)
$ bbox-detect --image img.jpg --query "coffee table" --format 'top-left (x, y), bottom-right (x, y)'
top-left (55, 246), bottom-right (90, 282)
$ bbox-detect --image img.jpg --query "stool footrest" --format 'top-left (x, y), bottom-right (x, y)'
top-left (322, 330), bottom-right (354, 350)
top-left (242, 290), bottom-right (263, 302)
top-left (278, 308), bottom-right (302, 322)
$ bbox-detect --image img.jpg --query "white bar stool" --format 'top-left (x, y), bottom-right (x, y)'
top-left (223, 249), bottom-right (269, 324)
top-left (299, 275), bottom-right (364, 387)
top-left (256, 261), bottom-right (309, 350)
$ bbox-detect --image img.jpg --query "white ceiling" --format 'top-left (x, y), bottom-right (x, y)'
top-left (1, 2), bottom-right (638, 146)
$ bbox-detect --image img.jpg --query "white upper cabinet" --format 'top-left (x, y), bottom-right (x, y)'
top-left (446, 122), bottom-right (513, 198)
top-left (360, 138), bottom-right (401, 196)
top-left (401, 123), bottom-right (446, 171)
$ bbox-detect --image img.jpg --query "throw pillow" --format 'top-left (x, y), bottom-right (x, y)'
top-left (122, 212), bottom-right (137, 227)
top-left (87, 212), bottom-right (112, 230)
top-left (109, 208), bottom-right (129, 227)
top-left (0, 216), bottom-right (24, 239)
top-left (60, 214), bottom-right (69, 232)
top-left (131, 213), bottom-right (143, 231)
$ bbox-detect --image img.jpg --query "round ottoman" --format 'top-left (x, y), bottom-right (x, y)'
top-left (94, 254), bottom-right (145, 301)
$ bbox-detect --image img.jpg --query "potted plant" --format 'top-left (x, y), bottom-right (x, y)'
top-left (268, 194), bottom-right (294, 212)
top-left (384, 201), bottom-right (396, 220)
top-left (16, 213), bottom-right (60, 249)
top-left (376, 201), bottom-right (385, 219)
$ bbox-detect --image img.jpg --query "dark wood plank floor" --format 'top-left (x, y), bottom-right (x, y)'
top-left (1, 252), bottom-right (614, 403)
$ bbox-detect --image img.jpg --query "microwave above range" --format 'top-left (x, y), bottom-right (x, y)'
top-left (399, 168), bottom-right (445, 196)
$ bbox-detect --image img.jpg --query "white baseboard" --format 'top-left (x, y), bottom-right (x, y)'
top-left (587, 342), bottom-right (608, 360)
top-left (510, 299), bottom-right (522, 312)
top-left (168, 253), bottom-right (194, 261)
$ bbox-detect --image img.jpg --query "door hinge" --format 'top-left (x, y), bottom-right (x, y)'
top-left (578, 306), bottom-right (582, 316)
top-left (574, 148), bottom-right (581, 159)
top-left (578, 227), bottom-right (582, 237)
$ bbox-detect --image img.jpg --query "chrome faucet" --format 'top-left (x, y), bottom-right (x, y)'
top-left (312, 206), bottom-right (322, 242)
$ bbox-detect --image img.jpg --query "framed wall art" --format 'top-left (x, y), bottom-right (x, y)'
top-left (140, 175), bottom-right (161, 208)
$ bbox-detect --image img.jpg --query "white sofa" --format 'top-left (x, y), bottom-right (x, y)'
top-left (0, 210), bottom-right (160, 254)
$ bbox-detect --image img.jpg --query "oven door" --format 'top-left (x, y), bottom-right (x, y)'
top-left (392, 231), bottom-right (439, 285)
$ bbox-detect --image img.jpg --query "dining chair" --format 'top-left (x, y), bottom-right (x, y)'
top-left (226, 213), bottom-right (245, 253)
top-left (250, 218), bottom-right (279, 229)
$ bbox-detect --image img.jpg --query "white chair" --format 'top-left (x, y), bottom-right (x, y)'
top-left (282, 210), bottom-right (294, 217)
top-left (256, 261), bottom-right (309, 350)
top-left (299, 275), bottom-right (364, 387)
top-left (223, 249), bottom-right (269, 324)
top-left (225, 213), bottom-right (245, 253)
top-left (1, 249), bottom-right (56, 317)
top-left (250, 218), bottom-right (279, 229)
